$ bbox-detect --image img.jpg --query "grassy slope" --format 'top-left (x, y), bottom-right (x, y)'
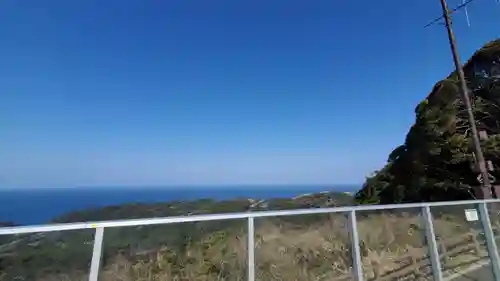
top-left (0, 191), bottom-right (489, 281)
top-left (1, 191), bottom-right (357, 280)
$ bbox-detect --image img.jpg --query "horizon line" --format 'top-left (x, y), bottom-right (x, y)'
top-left (0, 183), bottom-right (362, 190)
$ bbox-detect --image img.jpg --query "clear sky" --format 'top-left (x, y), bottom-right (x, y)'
top-left (0, 0), bottom-right (499, 188)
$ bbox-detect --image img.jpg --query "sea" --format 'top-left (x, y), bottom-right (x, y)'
top-left (0, 185), bottom-right (358, 225)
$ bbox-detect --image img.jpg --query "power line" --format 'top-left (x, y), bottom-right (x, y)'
top-left (462, 0), bottom-right (471, 27)
top-left (425, 0), bottom-right (499, 28)
top-left (424, 0), bottom-right (475, 28)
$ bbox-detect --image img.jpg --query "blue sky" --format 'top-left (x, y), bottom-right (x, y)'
top-left (0, 0), bottom-right (499, 188)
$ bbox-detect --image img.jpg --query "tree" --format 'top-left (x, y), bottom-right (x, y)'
top-left (356, 38), bottom-right (500, 204)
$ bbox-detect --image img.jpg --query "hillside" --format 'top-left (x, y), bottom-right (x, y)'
top-left (50, 191), bottom-right (353, 223)
top-left (0, 191), bottom-right (354, 280)
top-left (0, 189), bottom-right (489, 281)
top-left (356, 38), bottom-right (500, 204)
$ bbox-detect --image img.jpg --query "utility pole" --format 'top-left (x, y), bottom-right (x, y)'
top-left (437, 0), bottom-right (495, 197)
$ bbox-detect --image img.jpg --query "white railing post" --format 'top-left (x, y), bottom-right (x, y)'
top-left (88, 227), bottom-right (104, 281)
top-left (478, 202), bottom-right (500, 280)
top-left (247, 217), bottom-right (255, 281)
top-left (348, 210), bottom-right (364, 281)
top-left (422, 206), bottom-right (443, 281)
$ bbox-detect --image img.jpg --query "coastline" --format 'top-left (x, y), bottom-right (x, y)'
top-left (0, 185), bottom-right (358, 225)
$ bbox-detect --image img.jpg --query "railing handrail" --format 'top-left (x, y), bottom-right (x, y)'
top-left (2, 198), bottom-right (500, 235)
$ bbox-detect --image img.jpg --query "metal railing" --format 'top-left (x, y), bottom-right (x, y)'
top-left (2, 199), bottom-right (500, 281)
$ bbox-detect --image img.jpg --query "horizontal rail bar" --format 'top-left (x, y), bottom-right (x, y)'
top-left (1, 198), bottom-right (500, 235)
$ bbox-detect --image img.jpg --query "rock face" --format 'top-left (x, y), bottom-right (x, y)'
top-left (356, 39), bottom-right (500, 204)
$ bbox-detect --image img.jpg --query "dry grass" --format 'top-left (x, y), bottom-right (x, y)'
top-left (19, 212), bottom-right (495, 281)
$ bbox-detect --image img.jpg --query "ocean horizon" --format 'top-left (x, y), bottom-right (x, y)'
top-left (0, 184), bottom-right (358, 225)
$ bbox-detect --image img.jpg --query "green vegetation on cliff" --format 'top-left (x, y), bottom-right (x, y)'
top-left (356, 38), bottom-right (500, 204)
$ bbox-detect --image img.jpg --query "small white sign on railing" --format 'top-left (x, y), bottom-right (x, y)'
top-left (465, 209), bottom-right (479, 221)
